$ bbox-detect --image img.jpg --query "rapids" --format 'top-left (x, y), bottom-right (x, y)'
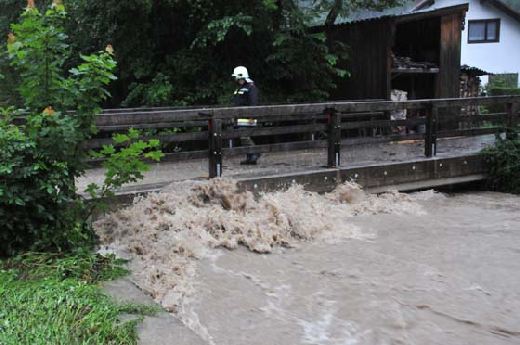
top-left (95, 180), bottom-right (520, 345)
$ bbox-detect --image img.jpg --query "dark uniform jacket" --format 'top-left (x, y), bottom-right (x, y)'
top-left (233, 82), bottom-right (258, 107)
top-left (233, 82), bottom-right (259, 127)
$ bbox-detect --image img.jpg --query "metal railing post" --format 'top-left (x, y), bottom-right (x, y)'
top-left (208, 117), bottom-right (223, 178)
top-left (425, 104), bottom-right (438, 157)
top-left (327, 108), bottom-right (341, 168)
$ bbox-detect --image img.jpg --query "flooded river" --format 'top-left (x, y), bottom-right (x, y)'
top-left (96, 181), bottom-right (520, 345)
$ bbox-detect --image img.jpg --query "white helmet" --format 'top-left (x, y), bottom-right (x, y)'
top-left (232, 66), bottom-right (249, 80)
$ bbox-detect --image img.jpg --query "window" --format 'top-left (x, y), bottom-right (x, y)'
top-left (468, 19), bottom-right (500, 43)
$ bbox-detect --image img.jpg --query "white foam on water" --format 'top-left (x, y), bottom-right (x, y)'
top-left (94, 179), bottom-right (428, 338)
top-left (409, 189), bottom-right (447, 202)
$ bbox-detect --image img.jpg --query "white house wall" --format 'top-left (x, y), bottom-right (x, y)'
top-left (427, 0), bottom-right (520, 86)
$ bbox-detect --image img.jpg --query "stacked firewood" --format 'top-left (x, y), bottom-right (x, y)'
top-left (392, 53), bottom-right (438, 69)
top-left (460, 74), bottom-right (481, 98)
top-left (460, 74), bottom-right (481, 116)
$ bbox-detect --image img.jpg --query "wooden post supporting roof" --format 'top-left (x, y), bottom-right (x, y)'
top-left (437, 12), bottom-right (463, 98)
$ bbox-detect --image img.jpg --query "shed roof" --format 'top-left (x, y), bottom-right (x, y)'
top-left (484, 0), bottom-right (520, 23)
top-left (415, 0), bottom-right (520, 23)
top-left (307, 1), bottom-right (468, 26)
top-left (333, 0), bottom-right (419, 24)
top-left (461, 64), bottom-right (493, 76)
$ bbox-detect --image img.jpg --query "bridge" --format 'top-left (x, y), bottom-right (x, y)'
top-left (79, 95), bottom-right (520, 196)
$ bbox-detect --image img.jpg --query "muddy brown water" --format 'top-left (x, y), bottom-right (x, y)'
top-left (96, 182), bottom-right (520, 345)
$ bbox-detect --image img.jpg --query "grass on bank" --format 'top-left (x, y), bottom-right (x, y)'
top-left (0, 252), bottom-right (157, 345)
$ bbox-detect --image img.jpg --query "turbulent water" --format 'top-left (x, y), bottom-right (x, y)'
top-left (95, 180), bottom-right (520, 345)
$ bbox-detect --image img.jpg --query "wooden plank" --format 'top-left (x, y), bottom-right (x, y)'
top-left (256, 113), bottom-right (326, 122)
top-left (224, 140), bottom-right (327, 155)
top-left (340, 112), bottom-right (386, 119)
top-left (83, 131), bottom-right (208, 150)
top-left (101, 105), bottom-right (213, 113)
top-left (93, 96), bottom-right (520, 125)
top-left (95, 109), bottom-right (212, 126)
top-left (455, 114), bottom-right (508, 122)
top-left (438, 12), bottom-right (462, 99)
top-left (437, 127), bottom-right (503, 138)
top-left (159, 150), bottom-right (208, 162)
top-left (222, 123), bottom-right (328, 139)
top-left (97, 121), bottom-right (208, 131)
top-left (333, 96), bottom-right (520, 114)
top-left (341, 118), bottom-right (425, 130)
top-left (391, 68), bottom-right (439, 74)
top-left (327, 19), bottom-right (392, 100)
top-left (342, 133), bottom-right (424, 146)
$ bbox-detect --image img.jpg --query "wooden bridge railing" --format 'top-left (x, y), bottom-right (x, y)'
top-left (89, 95), bottom-right (520, 178)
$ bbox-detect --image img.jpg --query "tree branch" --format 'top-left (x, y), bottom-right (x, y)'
top-left (325, 0), bottom-right (342, 26)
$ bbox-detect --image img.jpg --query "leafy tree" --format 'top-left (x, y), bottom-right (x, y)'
top-left (57, 0), bottom-right (403, 105)
top-left (1, 2), bottom-right (162, 256)
top-left (2, 0), bottom-right (406, 106)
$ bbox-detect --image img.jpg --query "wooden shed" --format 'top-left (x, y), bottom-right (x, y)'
top-left (327, 4), bottom-right (469, 101)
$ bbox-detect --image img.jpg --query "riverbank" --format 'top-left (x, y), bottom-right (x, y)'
top-left (0, 253), bottom-right (156, 345)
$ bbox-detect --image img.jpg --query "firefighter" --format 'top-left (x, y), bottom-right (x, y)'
top-left (232, 66), bottom-right (261, 165)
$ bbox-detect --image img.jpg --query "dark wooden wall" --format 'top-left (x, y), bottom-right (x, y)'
top-left (437, 13), bottom-right (463, 98)
top-left (329, 9), bottom-right (465, 101)
top-left (328, 19), bottom-right (393, 100)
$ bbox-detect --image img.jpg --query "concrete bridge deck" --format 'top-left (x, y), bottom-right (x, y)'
top-left (78, 135), bottom-right (496, 195)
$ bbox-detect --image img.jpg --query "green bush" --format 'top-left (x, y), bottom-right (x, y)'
top-left (483, 132), bottom-right (520, 194)
top-left (86, 128), bottom-right (164, 211)
top-left (0, 3), bottom-right (163, 257)
top-left (0, 4), bottom-right (116, 256)
top-left (0, 110), bottom-right (90, 255)
top-left (488, 87), bottom-right (520, 96)
top-left (122, 73), bottom-right (174, 107)
top-left (488, 73), bottom-right (518, 89)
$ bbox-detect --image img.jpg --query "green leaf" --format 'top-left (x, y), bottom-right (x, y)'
top-left (112, 133), bottom-right (130, 144)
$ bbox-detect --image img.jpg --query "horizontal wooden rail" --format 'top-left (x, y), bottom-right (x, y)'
top-left (437, 127), bottom-right (504, 138)
top-left (97, 120), bottom-right (208, 131)
top-left (222, 123), bottom-right (328, 140)
top-left (82, 96), bottom-right (520, 178)
top-left (92, 95), bottom-right (520, 127)
top-left (455, 114), bottom-right (508, 122)
top-left (341, 118), bottom-right (426, 130)
top-left (84, 131), bottom-right (208, 150)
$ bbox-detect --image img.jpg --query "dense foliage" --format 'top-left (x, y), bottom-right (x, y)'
top-left (484, 131), bottom-right (520, 194)
top-left (0, 3), bottom-right (162, 256)
top-left (1, 0), bottom-right (404, 107)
